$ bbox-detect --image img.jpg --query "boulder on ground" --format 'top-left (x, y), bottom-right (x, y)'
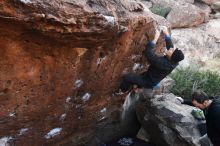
top-left (136, 93), bottom-right (204, 146)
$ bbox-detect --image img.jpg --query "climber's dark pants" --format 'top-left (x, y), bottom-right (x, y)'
top-left (119, 74), bottom-right (148, 92)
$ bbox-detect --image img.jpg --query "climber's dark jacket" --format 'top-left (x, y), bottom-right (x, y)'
top-left (183, 97), bottom-right (220, 146)
top-left (143, 36), bottom-right (178, 88)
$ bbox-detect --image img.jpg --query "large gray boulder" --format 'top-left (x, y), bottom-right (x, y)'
top-left (136, 93), bottom-right (203, 146)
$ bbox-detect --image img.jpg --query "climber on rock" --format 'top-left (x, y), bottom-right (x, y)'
top-left (113, 26), bottom-right (184, 96)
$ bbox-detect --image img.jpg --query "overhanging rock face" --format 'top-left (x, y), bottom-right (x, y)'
top-left (0, 0), bottom-right (166, 145)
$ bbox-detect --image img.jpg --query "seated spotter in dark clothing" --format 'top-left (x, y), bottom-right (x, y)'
top-left (183, 97), bottom-right (220, 146)
top-left (205, 99), bottom-right (220, 146)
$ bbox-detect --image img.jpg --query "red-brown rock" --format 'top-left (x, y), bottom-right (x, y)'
top-left (0, 0), bottom-right (167, 145)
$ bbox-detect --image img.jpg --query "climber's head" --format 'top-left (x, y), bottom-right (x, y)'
top-left (165, 48), bottom-right (184, 62)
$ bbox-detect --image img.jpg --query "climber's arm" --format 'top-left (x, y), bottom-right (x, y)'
top-left (152, 29), bottom-right (160, 44)
top-left (144, 29), bottom-right (173, 70)
top-left (144, 29), bottom-right (160, 64)
top-left (162, 26), bottom-right (174, 50)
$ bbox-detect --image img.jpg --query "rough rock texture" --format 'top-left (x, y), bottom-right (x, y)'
top-left (136, 93), bottom-right (202, 146)
top-left (0, 0), bottom-right (169, 146)
top-left (139, 0), bottom-right (153, 9)
top-left (151, 0), bottom-right (194, 5)
top-left (194, 1), bottom-right (212, 22)
top-left (197, 0), bottom-right (219, 5)
top-left (172, 19), bottom-right (220, 70)
top-left (182, 0), bottom-right (195, 3)
top-left (160, 77), bottom-right (175, 93)
top-left (149, 0), bottom-right (206, 28)
top-left (166, 3), bottom-right (206, 28)
top-left (211, 1), bottom-right (220, 12)
top-left (1, 0), bottom-right (219, 146)
top-left (210, 12), bottom-right (220, 18)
